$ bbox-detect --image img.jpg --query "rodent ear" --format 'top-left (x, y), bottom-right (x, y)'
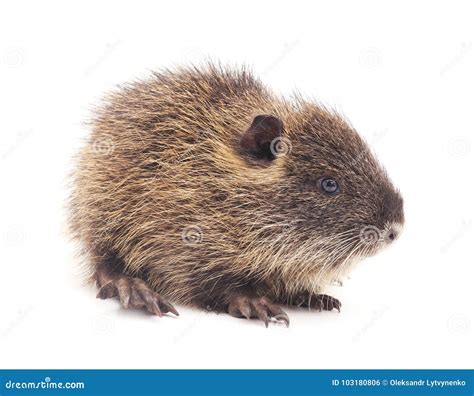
top-left (239, 115), bottom-right (283, 161)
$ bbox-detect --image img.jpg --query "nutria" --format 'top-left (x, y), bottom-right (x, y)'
top-left (68, 63), bottom-right (404, 327)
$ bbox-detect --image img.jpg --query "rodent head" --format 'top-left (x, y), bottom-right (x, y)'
top-left (239, 108), bottom-right (404, 272)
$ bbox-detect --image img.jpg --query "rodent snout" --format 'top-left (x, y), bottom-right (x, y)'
top-left (387, 228), bottom-right (397, 242)
top-left (388, 230), bottom-right (396, 241)
top-left (384, 223), bottom-right (403, 244)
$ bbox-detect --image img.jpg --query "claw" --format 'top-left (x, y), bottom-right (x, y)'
top-left (228, 295), bottom-right (290, 327)
top-left (229, 297), bottom-right (251, 319)
top-left (94, 270), bottom-right (179, 318)
top-left (97, 282), bottom-right (117, 299)
top-left (255, 306), bottom-right (270, 328)
top-left (117, 280), bottom-right (131, 309)
top-left (274, 313), bottom-right (290, 327)
top-left (315, 294), bottom-right (341, 313)
top-left (297, 293), bottom-right (341, 313)
top-left (241, 305), bottom-right (252, 320)
top-left (162, 300), bottom-right (180, 316)
top-left (130, 287), bottom-right (143, 306)
top-left (149, 300), bottom-right (162, 317)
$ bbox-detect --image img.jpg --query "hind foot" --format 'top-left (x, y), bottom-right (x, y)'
top-left (228, 295), bottom-right (289, 328)
top-left (95, 268), bottom-right (178, 317)
top-left (295, 293), bottom-right (341, 312)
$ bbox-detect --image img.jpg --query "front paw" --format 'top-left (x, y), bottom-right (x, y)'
top-left (311, 294), bottom-right (341, 312)
top-left (296, 293), bottom-right (341, 312)
top-left (228, 295), bottom-right (290, 327)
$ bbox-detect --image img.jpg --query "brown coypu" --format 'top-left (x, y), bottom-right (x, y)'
top-left (68, 63), bottom-right (404, 327)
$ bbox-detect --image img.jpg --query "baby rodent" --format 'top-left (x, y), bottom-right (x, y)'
top-left (69, 63), bottom-right (404, 327)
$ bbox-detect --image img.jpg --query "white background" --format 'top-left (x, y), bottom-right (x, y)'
top-left (0, 0), bottom-right (473, 369)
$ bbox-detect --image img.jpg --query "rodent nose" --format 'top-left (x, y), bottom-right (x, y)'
top-left (385, 223), bottom-right (402, 243)
top-left (387, 230), bottom-right (397, 242)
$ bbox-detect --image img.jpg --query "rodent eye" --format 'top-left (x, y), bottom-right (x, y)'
top-left (318, 177), bottom-right (340, 195)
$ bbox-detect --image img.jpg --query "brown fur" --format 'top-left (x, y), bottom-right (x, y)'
top-left (68, 63), bottom-right (404, 312)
